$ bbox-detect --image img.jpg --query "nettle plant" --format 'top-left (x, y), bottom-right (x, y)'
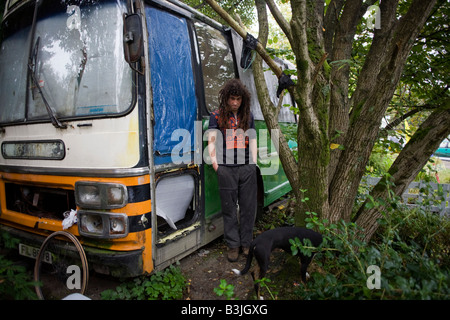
top-left (291, 199), bottom-right (449, 300)
top-left (101, 264), bottom-right (187, 300)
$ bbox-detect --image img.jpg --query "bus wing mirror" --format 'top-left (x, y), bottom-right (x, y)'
top-left (123, 13), bottom-right (143, 64)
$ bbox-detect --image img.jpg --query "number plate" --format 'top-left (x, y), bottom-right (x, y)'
top-left (19, 243), bottom-right (53, 264)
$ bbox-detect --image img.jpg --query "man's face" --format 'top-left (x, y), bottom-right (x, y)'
top-left (227, 95), bottom-right (242, 113)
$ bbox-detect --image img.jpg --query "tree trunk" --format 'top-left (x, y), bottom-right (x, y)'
top-left (327, 0), bottom-right (375, 181)
top-left (328, 0), bottom-right (437, 224)
top-left (205, 0), bottom-right (442, 242)
top-left (289, 0), bottom-right (332, 223)
top-left (354, 105), bottom-right (450, 241)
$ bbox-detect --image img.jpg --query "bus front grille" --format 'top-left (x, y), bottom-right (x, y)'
top-left (5, 183), bottom-right (76, 220)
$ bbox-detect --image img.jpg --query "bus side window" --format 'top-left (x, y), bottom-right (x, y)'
top-left (194, 23), bottom-right (235, 114)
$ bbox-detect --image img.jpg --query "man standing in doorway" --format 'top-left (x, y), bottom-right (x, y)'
top-left (208, 79), bottom-right (257, 262)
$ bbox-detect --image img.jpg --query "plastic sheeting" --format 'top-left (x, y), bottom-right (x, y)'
top-left (155, 174), bottom-right (195, 230)
top-left (146, 7), bottom-right (198, 165)
top-left (62, 209), bottom-right (77, 230)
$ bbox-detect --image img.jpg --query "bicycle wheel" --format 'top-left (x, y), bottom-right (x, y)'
top-left (34, 231), bottom-right (89, 300)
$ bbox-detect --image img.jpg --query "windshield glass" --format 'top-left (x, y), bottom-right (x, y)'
top-left (0, 0), bottom-right (133, 124)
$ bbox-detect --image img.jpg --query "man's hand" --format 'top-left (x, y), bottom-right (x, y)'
top-left (208, 130), bottom-right (219, 172)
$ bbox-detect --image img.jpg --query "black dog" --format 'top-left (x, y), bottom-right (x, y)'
top-left (232, 227), bottom-right (323, 299)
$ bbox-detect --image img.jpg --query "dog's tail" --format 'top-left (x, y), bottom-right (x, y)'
top-left (232, 244), bottom-right (255, 276)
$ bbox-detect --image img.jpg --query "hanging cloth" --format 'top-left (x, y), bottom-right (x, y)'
top-left (240, 33), bottom-right (258, 69)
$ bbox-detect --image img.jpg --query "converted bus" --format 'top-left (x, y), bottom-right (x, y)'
top-left (0, 0), bottom-right (296, 277)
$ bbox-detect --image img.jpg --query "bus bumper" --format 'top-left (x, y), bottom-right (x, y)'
top-left (0, 224), bottom-right (144, 278)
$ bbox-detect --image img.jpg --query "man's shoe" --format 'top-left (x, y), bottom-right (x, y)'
top-left (227, 247), bottom-right (239, 262)
top-left (242, 247), bottom-right (250, 257)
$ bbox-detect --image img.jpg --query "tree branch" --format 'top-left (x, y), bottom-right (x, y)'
top-left (327, 0), bottom-right (376, 182)
top-left (253, 0), bottom-right (300, 196)
top-left (312, 52), bottom-right (328, 84)
top-left (382, 104), bottom-right (436, 132)
top-left (324, 0), bottom-right (345, 54)
top-left (275, 90), bottom-right (286, 116)
top-left (290, 0), bottom-right (312, 80)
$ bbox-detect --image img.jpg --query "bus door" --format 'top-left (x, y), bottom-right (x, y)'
top-left (145, 5), bottom-right (201, 269)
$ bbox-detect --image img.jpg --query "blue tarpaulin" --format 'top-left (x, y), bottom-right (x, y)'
top-left (146, 7), bottom-right (198, 165)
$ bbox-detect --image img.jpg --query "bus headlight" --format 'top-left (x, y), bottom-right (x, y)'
top-left (75, 182), bottom-right (128, 209)
top-left (78, 211), bottom-right (128, 238)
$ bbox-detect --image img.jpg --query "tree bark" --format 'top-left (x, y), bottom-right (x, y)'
top-left (328, 0), bottom-right (375, 181)
top-left (289, 0), bottom-right (331, 223)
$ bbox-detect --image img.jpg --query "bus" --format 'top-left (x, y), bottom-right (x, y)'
top-left (0, 0), bottom-right (296, 277)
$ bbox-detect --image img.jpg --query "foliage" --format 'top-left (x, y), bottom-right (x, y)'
top-left (366, 143), bottom-right (396, 177)
top-left (438, 166), bottom-right (450, 184)
top-left (0, 256), bottom-right (38, 300)
top-left (213, 279), bottom-right (236, 300)
top-left (0, 232), bottom-right (37, 300)
top-left (377, 208), bottom-right (450, 268)
top-left (1, 230), bottom-right (20, 249)
top-left (291, 209), bottom-right (449, 300)
top-left (181, 0), bottom-right (256, 26)
top-left (214, 276), bottom-right (278, 300)
top-left (254, 277), bottom-right (278, 300)
top-left (101, 264), bottom-right (186, 300)
top-left (400, 0), bottom-right (449, 109)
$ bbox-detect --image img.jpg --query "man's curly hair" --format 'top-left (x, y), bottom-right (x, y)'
top-left (217, 79), bottom-right (252, 131)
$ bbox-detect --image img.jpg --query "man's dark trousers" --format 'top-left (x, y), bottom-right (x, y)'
top-left (217, 164), bottom-right (257, 249)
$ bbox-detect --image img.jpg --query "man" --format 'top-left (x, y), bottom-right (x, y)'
top-left (208, 79), bottom-right (257, 262)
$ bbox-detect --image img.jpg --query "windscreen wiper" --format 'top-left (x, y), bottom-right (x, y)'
top-left (28, 37), bottom-right (67, 129)
top-left (26, 0), bottom-right (66, 129)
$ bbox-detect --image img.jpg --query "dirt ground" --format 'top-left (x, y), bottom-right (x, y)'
top-left (178, 237), bottom-right (305, 300)
top-left (83, 200), bottom-right (302, 300)
top-left (94, 200), bottom-right (302, 300)
top-left (79, 237), bottom-right (258, 300)
top-left (83, 234), bottom-right (302, 300)
top-left (179, 238), bottom-right (255, 300)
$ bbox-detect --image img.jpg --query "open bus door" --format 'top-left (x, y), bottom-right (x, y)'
top-left (145, 5), bottom-right (203, 270)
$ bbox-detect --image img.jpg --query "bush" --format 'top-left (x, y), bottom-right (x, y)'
top-left (291, 210), bottom-right (449, 300)
top-left (0, 232), bottom-right (37, 300)
top-left (101, 264), bottom-right (187, 300)
top-left (377, 208), bottom-right (450, 267)
top-left (0, 255), bottom-right (38, 300)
